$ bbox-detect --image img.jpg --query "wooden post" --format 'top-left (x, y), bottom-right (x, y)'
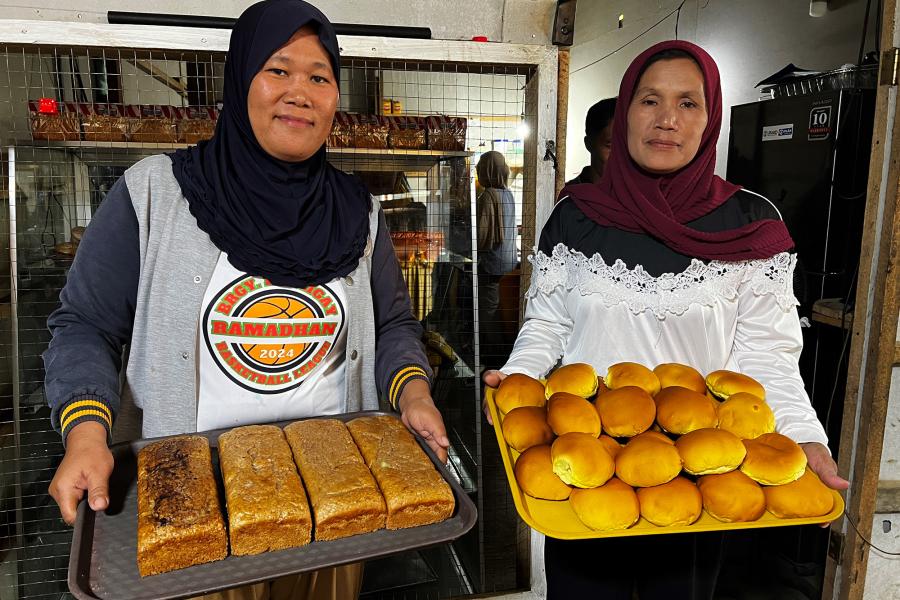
top-left (826, 0), bottom-right (900, 597)
top-left (555, 48), bottom-right (570, 198)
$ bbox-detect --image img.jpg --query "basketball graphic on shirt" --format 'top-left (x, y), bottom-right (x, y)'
top-left (202, 275), bottom-right (345, 394)
top-left (239, 295), bottom-right (315, 367)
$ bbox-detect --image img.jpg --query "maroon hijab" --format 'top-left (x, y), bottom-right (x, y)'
top-left (562, 40), bottom-right (793, 261)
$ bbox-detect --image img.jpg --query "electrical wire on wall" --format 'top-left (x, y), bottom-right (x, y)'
top-left (570, 1), bottom-right (686, 76)
top-left (844, 516), bottom-right (900, 557)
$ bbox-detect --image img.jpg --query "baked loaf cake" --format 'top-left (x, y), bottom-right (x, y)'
top-left (218, 425), bottom-right (312, 555)
top-left (284, 419), bottom-right (386, 540)
top-left (137, 435), bottom-right (227, 576)
top-left (347, 415), bottom-right (455, 529)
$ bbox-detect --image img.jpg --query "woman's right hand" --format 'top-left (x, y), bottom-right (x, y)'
top-left (48, 421), bottom-right (114, 525)
top-left (481, 370), bottom-right (508, 425)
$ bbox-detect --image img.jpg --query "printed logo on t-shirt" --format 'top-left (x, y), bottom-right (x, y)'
top-left (201, 275), bottom-right (345, 394)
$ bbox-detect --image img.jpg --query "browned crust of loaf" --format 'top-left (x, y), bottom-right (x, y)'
top-left (218, 425), bottom-right (312, 555)
top-left (137, 435), bottom-right (227, 577)
top-left (283, 419), bottom-right (386, 541)
top-left (347, 415), bottom-right (455, 529)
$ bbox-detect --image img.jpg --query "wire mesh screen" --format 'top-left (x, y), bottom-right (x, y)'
top-left (0, 43), bottom-right (537, 599)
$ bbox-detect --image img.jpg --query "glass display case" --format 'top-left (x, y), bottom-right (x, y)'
top-left (0, 23), bottom-right (557, 599)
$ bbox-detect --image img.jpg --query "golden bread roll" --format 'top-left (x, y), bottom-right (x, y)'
top-left (598, 435), bottom-right (623, 460)
top-left (547, 392), bottom-right (602, 437)
top-left (502, 406), bottom-right (554, 452)
top-left (653, 363), bottom-right (707, 394)
top-left (550, 432), bottom-right (615, 488)
top-left (675, 428), bottom-right (746, 475)
top-left (698, 470), bottom-right (766, 522)
top-left (654, 386), bottom-right (719, 434)
top-left (763, 469), bottom-right (834, 518)
top-left (545, 363), bottom-right (599, 399)
top-left (495, 373), bottom-right (546, 414)
top-left (716, 392), bottom-right (776, 439)
top-left (514, 445), bottom-right (572, 500)
top-left (740, 432), bottom-right (807, 485)
top-left (569, 478), bottom-right (640, 531)
top-left (615, 435), bottom-right (682, 488)
top-left (594, 386), bottom-right (656, 437)
top-left (637, 476), bottom-right (703, 526)
top-left (605, 362), bottom-right (661, 396)
top-left (706, 370), bottom-right (766, 400)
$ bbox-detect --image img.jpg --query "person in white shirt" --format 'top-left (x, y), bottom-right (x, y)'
top-left (483, 39), bottom-right (846, 599)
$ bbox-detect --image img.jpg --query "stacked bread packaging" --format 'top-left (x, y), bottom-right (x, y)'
top-left (496, 362), bottom-right (835, 534)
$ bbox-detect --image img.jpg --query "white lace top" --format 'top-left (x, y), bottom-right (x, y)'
top-left (501, 243), bottom-right (828, 446)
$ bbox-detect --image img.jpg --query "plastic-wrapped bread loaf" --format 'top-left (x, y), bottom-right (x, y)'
top-left (137, 435), bottom-right (227, 577)
top-left (347, 415), bottom-right (455, 529)
top-left (218, 425), bottom-right (312, 555)
top-left (283, 419), bottom-right (386, 541)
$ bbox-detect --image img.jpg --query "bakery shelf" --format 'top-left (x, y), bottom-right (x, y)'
top-left (16, 139), bottom-right (471, 157)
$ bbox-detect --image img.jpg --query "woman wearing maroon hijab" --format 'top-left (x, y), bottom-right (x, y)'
top-left (484, 40), bottom-right (847, 598)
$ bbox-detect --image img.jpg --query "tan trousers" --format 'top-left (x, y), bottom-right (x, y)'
top-left (193, 563), bottom-right (364, 600)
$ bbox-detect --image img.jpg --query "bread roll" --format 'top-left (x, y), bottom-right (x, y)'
top-left (706, 370), bottom-right (766, 401)
top-left (716, 392), bottom-right (776, 439)
top-left (218, 425), bottom-right (311, 556)
top-left (605, 362), bottom-right (661, 396)
top-left (675, 428), bottom-right (746, 475)
top-left (698, 470), bottom-right (766, 522)
top-left (594, 386), bottom-right (656, 437)
top-left (550, 432), bottom-right (615, 488)
top-left (547, 392), bottom-right (602, 437)
top-left (347, 415), bottom-right (455, 529)
top-left (598, 435), bottom-right (623, 460)
top-left (615, 435), bottom-right (682, 488)
top-left (496, 373), bottom-right (546, 414)
top-left (514, 445), bottom-right (572, 500)
top-left (764, 469), bottom-right (834, 518)
top-left (740, 432), bottom-right (807, 485)
top-left (569, 478), bottom-right (640, 531)
top-left (137, 436), bottom-right (227, 576)
top-left (284, 419), bottom-right (386, 540)
top-left (654, 386), bottom-right (719, 434)
top-left (637, 476), bottom-right (703, 526)
top-left (502, 406), bottom-right (554, 452)
top-left (653, 363), bottom-right (706, 394)
top-left (545, 363), bottom-right (599, 399)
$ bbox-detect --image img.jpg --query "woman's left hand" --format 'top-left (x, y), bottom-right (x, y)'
top-left (800, 442), bottom-right (849, 490)
top-left (800, 442), bottom-right (849, 528)
top-left (399, 379), bottom-right (450, 464)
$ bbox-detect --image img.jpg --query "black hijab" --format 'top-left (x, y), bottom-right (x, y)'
top-left (170, 0), bottom-right (370, 287)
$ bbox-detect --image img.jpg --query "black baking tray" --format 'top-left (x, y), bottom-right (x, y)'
top-left (68, 411), bottom-right (477, 599)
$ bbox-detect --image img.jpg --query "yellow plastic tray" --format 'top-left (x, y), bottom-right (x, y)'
top-left (486, 387), bottom-right (845, 539)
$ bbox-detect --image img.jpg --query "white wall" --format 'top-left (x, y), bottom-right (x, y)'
top-left (566, 0), bottom-right (878, 180)
top-left (864, 338), bottom-right (900, 599)
top-left (0, 0), bottom-right (557, 45)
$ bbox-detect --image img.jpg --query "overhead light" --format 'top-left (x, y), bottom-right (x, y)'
top-left (517, 120), bottom-right (530, 139)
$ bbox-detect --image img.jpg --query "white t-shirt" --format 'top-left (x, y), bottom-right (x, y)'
top-left (196, 253), bottom-right (348, 430)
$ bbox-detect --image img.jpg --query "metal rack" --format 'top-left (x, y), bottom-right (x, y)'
top-left (0, 19), bottom-right (558, 600)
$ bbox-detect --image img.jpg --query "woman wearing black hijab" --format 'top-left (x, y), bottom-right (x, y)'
top-left (45, 2), bottom-right (447, 596)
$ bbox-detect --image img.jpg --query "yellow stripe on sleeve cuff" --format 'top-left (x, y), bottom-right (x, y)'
top-left (389, 365), bottom-right (429, 409)
top-left (60, 399), bottom-right (113, 438)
